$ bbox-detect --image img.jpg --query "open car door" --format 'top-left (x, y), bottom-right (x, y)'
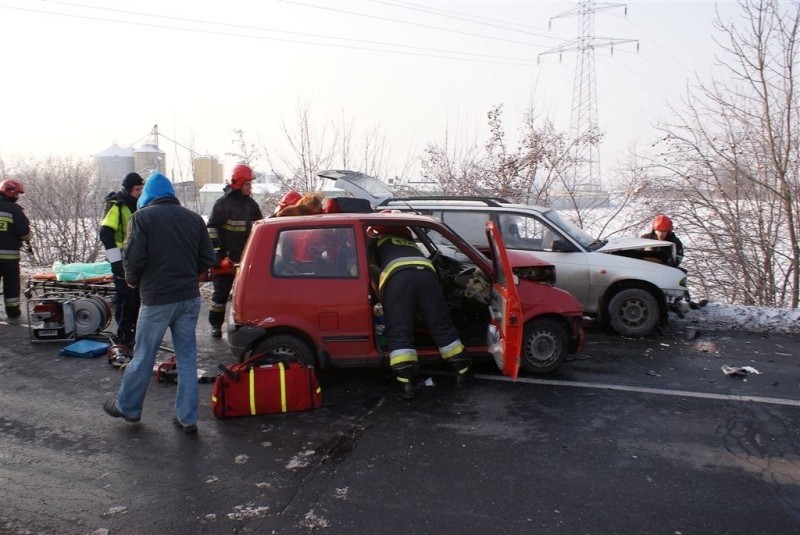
top-left (485, 221), bottom-right (523, 380)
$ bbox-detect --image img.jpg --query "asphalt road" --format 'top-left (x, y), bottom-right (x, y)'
top-left (2, 306), bottom-right (800, 535)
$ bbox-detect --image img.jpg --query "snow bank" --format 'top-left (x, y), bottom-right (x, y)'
top-left (674, 303), bottom-right (800, 335)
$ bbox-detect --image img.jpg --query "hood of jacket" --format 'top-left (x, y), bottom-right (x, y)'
top-left (137, 172), bottom-right (176, 209)
top-left (113, 189), bottom-right (139, 212)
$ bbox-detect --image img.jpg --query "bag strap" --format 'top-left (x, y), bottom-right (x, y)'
top-left (243, 352), bottom-right (298, 369)
top-left (218, 363), bottom-right (240, 381)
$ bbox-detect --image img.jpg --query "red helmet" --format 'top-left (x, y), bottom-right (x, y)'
top-left (278, 190), bottom-right (302, 211)
top-left (230, 164), bottom-right (255, 190)
top-left (322, 198), bottom-right (340, 214)
top-left (652, 214), bottom-right (673, 232)
top-left (0, 179), bottom-right (24, 199)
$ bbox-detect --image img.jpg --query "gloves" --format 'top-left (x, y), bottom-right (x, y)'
top-left (111, 261), bottom-right (124, 278)
top-left (23, 242), bottom-right (33, 255)
top-left (214, 251), bottom-right (225, 269)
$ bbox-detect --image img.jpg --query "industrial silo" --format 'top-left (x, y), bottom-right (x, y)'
top-left (133, 142), bottom-right (166, 178)
top-left (93, 143), bottom-right (135, 191)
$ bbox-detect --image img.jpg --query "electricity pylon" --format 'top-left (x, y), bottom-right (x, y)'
top-left (539, 0), bottom-right (637, 194)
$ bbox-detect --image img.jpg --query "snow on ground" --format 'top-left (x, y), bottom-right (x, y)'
top-left (673, 303), bottom-right (800, 335)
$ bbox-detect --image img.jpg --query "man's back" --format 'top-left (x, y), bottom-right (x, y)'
top-left (124, 174), bottom-right (215, 305)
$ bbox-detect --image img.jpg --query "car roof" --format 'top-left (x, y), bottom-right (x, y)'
top-left (381, 197), bottom-right (551, 215)
top-left (258, 211), bottom-right (450, 226)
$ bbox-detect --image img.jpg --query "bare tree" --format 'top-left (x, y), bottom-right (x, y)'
top-left (8, 156), bottom-right (102, 266)
top-left (653, 0), bottom-right (800, 307)
top-left (419, 122), bottom-right (484, 195)
top-left (226, 128), bottom-right (264, 169)
top-left (264, 100), bottom-right (337, 193)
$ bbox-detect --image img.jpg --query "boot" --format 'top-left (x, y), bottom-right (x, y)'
top-left (453, 367), bottom-right (473, 389)
top-left (400, 381), bottom-right (416, 400)
top-left (397, 377), bottom-right (416, 400)
top-left (447, 352), bottom-right (472, 389)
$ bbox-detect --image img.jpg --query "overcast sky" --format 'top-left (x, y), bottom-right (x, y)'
top-left (0, 0), bottom-right (747, 181)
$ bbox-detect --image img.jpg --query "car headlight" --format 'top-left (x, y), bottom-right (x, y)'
top-left (513, 265), bottom-right (556, 284)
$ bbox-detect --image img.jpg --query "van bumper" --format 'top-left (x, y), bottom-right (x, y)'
top-left (226, 324), bottom-right (266, 360)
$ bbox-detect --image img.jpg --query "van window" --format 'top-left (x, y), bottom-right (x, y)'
top-left (439, 211), bottom-right (492, 248)
top-left (274, 227), bottom-right (358, 278)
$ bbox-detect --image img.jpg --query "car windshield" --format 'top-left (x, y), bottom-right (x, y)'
top-left (543, 210), bottom-right (598, 249)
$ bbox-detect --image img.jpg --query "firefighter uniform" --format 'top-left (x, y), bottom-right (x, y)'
top-left (99, 172), bottom-right (143, 347)
top-left (374, 229), bottom-right (470, 398)
top-left (0, 181), bottom-right (31, 318)
top-left (206, 171), bottom-right (263, 335)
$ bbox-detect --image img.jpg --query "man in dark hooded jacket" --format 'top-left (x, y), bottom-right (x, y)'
top-left (103, 172), bottom-right (215, 433)
top-left (99, 172), bottom-right (144, 348)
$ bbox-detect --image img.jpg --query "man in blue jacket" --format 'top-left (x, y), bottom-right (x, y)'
top-left (103, 172), bottom-right (215, 433)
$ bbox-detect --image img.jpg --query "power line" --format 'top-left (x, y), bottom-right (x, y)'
top-left (279, 0), bottom-right (549, 47)
top-left (373, 0), bottom-right (562, 41)
top-left (0, 2), bottom-right (543, 66)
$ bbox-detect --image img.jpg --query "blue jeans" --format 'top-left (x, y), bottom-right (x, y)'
top-left (116, 297), bottom-right (201, 425)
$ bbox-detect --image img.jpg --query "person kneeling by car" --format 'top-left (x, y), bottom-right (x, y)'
top-left (642, 214), bottom-right (707, 310)
top-left (370, 225), bottom-right (471, 400)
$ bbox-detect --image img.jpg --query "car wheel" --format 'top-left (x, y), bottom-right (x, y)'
top-left (247, 335), bottom-right (315, 366)
top-left (520, 318), bottom-right (568, 374)
top-left (607, 288), bottom-right (659, 337)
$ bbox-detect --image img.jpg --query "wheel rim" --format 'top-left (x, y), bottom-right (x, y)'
top-left (618, 297), bottom-right (650, 328)
top-left (524, 328), bottom-right (561, 367)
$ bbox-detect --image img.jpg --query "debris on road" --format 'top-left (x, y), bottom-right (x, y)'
top-left (721, 365), bottom-right (762, 377)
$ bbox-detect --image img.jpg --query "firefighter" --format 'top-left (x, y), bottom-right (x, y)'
top-left (206, 164), bottom-right (264, 337)
top-left (99, 172), bottom-right (144, 348)
top-left (0, 179), bottom-right (32, 319)
top-left (641, 214), bottom-right (684, 267)
top-left (642, 214), bottom-right (707, 309)
top-left (370, 225), bottom-right (471, 399)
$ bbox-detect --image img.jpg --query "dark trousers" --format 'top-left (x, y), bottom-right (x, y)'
top-left (0, 261), bottom-right (21, 315)
top-left (209, 273), bottom-right (234, 327)
top-left (382, 268), bottom-right (460, 352)
top-left (113, 273), bottom-right (140, 346)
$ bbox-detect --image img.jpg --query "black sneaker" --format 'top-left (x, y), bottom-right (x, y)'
top-left (103, 399), bottom-right (140, 423)
top-left (173, 417), bottom-right (198, 434)
top-left (210, 326), bottom-right (222, 338)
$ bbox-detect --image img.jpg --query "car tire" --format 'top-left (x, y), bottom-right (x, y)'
top-left (607, 288), bottom-right (659, 337)
top-left (247, 334), bottom-right (315, 366)
top-left (520, 318), bottom-right (568, 374)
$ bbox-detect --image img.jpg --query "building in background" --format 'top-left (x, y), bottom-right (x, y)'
top-left (93, 143), bottom-right (135, 191)
top-left (133, 142), bottom-right (166, 178)
top-left (192, 156), bottom-right (224, 188)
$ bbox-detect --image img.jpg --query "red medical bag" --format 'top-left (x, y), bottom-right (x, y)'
top-left (211, 355), bottom-right (322, 418)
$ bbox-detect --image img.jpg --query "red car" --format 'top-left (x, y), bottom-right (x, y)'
top-left (227, 211), bottom-right (584, 376)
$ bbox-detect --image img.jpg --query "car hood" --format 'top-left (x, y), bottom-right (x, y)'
top-left (507, 249), bottom-right (553, 268)
top-left (597, 236), bottom-right (673, 253)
